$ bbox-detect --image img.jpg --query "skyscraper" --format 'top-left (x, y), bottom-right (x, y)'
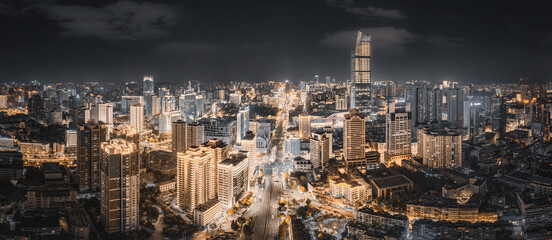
top-left (351, 31), bottom-right (371, 113)
top-left (343, 109), bottom-right (366, 172)
top-left (172, 120), bottom-right (204, 153)
top-left (177, 139), bottom-right (228, 214)
top-left (77, 122), bottom-right (108, 192)
top-left (241, 131), bottom-right (257, 182)
top-left (298, 115), bottom-right (311, 140)
top-left (129, 104), bottom-right (143, 132)
top-left (310, 131), bottom-right (331, 169)
top-left (218, 152), bottom-right (249, 210)
top-left (237, 105), bottom-right (250, 143)
top-left (143, 75), bottom-right (154, 93)
top-left (151, 95), bottom-right (160, 116)
top-left (446, 89), bottom-right (464, 124)
top-left (386, 102), bottom-right (412, 166)
top-left (90, 103), bottom-right (113, 125)
top-left (100, 139), bottom-right (140, 233)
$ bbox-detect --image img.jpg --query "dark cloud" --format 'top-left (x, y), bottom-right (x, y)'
top-left (155, 42), bottom-right (226, 55)
top-left (322, 27), bottom-right (417, 52)
top-left (326, 0), bottom-right (405, 20)
top-left (46, 1), bottom-right (177, 40)
top-left (1, 0), bottom-right (552, 84)
top-left (426, 36), bottom-right (473, 48)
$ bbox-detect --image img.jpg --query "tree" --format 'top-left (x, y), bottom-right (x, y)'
top-left (231, 220), bottom-right (239, 231)
top-left (243, 223), bottom-right (254, 238)
top-left (278, 221), bottom-right (289, 240)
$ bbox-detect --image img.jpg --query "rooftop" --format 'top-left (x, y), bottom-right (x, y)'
top-left (370, 175), bottom-right (413, 189)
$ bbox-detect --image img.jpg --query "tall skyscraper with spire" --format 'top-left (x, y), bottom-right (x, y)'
top-left (351, 31), bottom-right (372, 113)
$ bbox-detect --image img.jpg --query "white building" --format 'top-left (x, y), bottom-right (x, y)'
top-left (218, 152), bottom-right (249, 210)
top-left (130, 104), bottom-right (144, 132)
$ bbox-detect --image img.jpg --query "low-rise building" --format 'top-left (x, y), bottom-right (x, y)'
top-left (329, 175), bottom-right (371, 203)
top-left (25, 185), bottom-right (77, 210)
top-left (407, 197), bottom-right (497, 223)
top-left (356, 208), bottom-right (408, 229)
top-left (158, 180), bottom-right (176, 193)
top-left (412, 219), bottom-right (512, 240)
top-left (370, 175), bottom-right (413, 200)
top-left (193, 199), bottom-right (222, 227)
top-left (293, 156), bottom-right (312, 173)
top-left (20, 142), bottom-right (50, 155)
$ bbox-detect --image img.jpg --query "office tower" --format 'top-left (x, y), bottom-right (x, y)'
top-left (310, 131), bottom-right (331, 169)
top-left (172, 120), bottom-right (204, 153)
top-left (77, 122), bottom-right (107, 192)
top-left (386, 102), bottom-right (412, 166)
top-left (100, 139), bottom-right (140, 233)
top-left (298, 115), bottom-right (311, 140)
top-left (177, 140), bottom-right (228, 214)
top-left (351, 31), bottom-right (372, 112)
top-left (417, 124), bottom-right (462, 169)
top-left (336, 95), bottom-right (348, 111)
top-left (129, 104), bottom-right (143, 132)
top-left (151, 95), bottom-right (160, 116)
top-left (464, 97), bottom-right (485, 143)
top-left (143, 75), bottom-right (154, 93)
top-left (343, 109), bottom-right (366, 171)
top-left (325, 75), bottom-right (331, 85)
top-left (241, 131), bottom-right (257, 182)
top-left (237, 106), bottom-right (250, 143)
top-left (90, 103), bottom-right (113, 125)
top-left (218, 152), bottom-right (249, 210)
top-left (446, 89), bottom-right (464, 124)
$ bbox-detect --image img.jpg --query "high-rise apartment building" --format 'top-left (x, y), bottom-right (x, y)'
top-left (417, 124), bottom-right (462, 169)
top-left (218, 152), bottom-right (249, 210)
top-left (351, 31), bottom-right (372, 112)
top-left (177, 139), bottom-right (228, 214)
top-left (336, 95), bottom-right (348, 111)
top-left (151, 95), bottom-right (160, 116)
top-left (343, 109), bottom-right (366, 172)
top-left (310, 131), bottom-right (331, 169)
top-left (446, 89), bottom-right (464, 124)
top-left (241, 131), bottom-right (257, 182)
top-left (386, 102), bottom-right (412, 166)
top-left (77, 122), bottom-right (107, 192)
top-left (172, 120), bottom-right (204, 153)
top-left (298, 115), bottom-right (311, 140)
top-left (310, 132), bottom-right (332, 169)
top-left (100, 139), bottom-right (140, 233)
top-left (90, 103), bottom-right (113, 125)
top-left (129, 104), bottom-right (143, 132)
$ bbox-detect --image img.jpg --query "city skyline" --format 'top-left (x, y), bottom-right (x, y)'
top-left (2, 1), bottom-right (552, 240)
top-left (1, 0), bottom-right (552, 84)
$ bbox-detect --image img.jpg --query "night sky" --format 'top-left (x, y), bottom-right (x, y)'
top-left (1, 0), bottom-right (552, 84)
